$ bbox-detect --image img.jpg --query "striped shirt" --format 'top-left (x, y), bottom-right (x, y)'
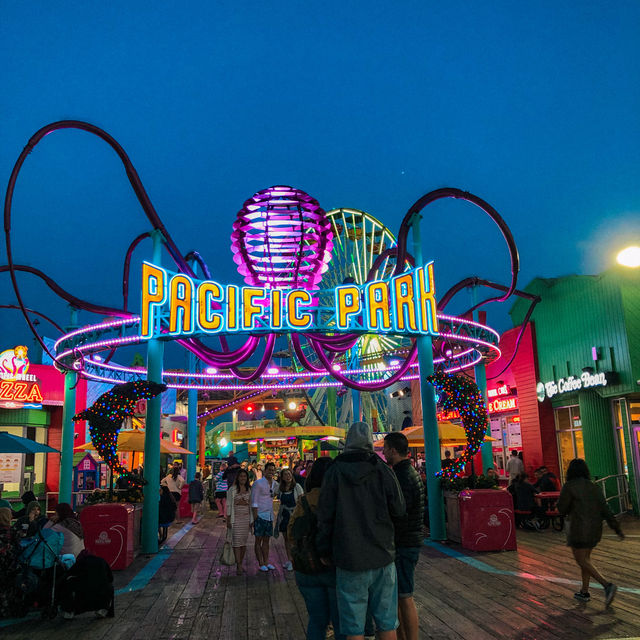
top-left (214, 471), bottom-right (228, 492)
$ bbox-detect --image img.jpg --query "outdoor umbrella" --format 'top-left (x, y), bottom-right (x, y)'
top-left (373, 423), bottom-right (495, 449)
top-left (0, 432), bottom-right (60, 454)
top-left (75, 430), bottom-right (193, 455)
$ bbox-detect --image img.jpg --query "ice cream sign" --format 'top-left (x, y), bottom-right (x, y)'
top-left (536, 371), bottom-right (610, 402)
top-left (0, 346), bottom-right (43, 409)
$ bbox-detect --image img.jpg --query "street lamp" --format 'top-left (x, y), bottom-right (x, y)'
top-left (616, 246), bottom-right (640, 268)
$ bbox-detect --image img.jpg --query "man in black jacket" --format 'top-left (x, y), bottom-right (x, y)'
top-left (383, 432), bottom-right (425, 640)
top-left (316, 422), bottom-right (405, 640)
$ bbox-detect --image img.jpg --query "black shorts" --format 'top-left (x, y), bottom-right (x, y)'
top-left (214, 491), bottom-right (227, 499)
top-left (395, 546), bottom-right (420, 598)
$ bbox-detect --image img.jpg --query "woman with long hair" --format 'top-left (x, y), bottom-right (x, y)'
top-left (275, 467), bottom-right (304, 571)
top-left (226, 468), bottom-right (252, 575)
top-left (288, 457), bottom-right (345, 640)
top-left (159, 485), bottom-right (177, 543)
top-left (557, 458), bottom-right (624, 606)
top-left (161, 466), bottom-right (185, 503)
top-left (43, 503), bottom-right (85, 558)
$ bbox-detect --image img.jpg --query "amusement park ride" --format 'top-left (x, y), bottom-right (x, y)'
top-left (2, 120), bottom-right (539, 552)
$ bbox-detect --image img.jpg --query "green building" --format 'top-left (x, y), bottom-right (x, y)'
top-left (511, 266), bottom-right (640, 514)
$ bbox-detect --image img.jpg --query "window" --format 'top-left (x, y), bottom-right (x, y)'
top-left (612, 400), bottom-right (629, 475)
top-left (555, 405), bottom-right (583, 480)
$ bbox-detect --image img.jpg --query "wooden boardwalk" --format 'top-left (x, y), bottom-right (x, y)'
top-left (3, 511), bottom-right (640, 639)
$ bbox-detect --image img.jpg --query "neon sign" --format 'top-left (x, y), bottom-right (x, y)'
top-left (140, 261), bottom-right (439, 340)
top-left (487, 397), bottom-right (518, 413)
top-left (536, 371), bottom-right (610, 402)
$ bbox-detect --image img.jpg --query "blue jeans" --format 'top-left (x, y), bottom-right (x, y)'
top-left (295, 570), bottom-right (345, 640)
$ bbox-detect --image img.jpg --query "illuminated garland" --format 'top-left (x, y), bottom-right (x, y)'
top-left (427, 371), bottom-right (488, 479)
top-left (74, 380), bottom-right (167, 475)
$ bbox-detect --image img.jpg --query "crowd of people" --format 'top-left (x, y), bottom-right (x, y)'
top-left (0, 492), bottom-right (113, 620)
top-left (0, 425), bottom-right (627, 629)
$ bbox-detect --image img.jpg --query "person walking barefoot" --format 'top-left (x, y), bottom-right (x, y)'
top-left (188, 472), bottom-right (204, 524)
top-left (557, 458), bottom-right (624, 606)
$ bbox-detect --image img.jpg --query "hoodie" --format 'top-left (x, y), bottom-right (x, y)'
top-left (315, 423), bottom-right (405, 571)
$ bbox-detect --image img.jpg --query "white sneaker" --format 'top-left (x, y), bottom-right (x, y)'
top-left (259, 565), bottom-right (269, 572)
top-left (285, 561), bottom-right (293, 571)
top-left (95, 609), bottom-right (109, 618)
top-left (266, 563), bottom-right (276, 570)
top-left (62, 611), bottom-right (74, 620)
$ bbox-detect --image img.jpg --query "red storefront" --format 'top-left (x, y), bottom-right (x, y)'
top-left (486, 323), bottom-right (559, 481)
top-left (0, 346), bottom-right (87, 497)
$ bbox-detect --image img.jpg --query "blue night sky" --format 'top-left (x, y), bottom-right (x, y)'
top-left (1, 1), bottom-right (640, 357)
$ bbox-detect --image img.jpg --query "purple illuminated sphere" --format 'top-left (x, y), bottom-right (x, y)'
top-left (231, 185), bottom-right (334, 290)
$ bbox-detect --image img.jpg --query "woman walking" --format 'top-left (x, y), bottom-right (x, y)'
top-left (213, 463), bottom-right (229, 518)
top-left (275, 467), bottom-right (303, 571)
top-left (557, 458), bottom-right (624, 606)
top-left (161, 466), bottom-right (185, 503)
top-left (226, 468), bottom-right (252, 575)
top-left (288, 457), bottom-right (345, 640)
top-left (188, 472), bottom-right (204, 524)
top-left (158, 486), bottom-right (177, 543)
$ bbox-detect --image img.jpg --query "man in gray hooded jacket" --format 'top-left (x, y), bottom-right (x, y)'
top-left (316, 422), bottom-right (405, 640)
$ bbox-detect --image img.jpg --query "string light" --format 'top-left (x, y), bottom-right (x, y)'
top-left (427, 371), bottom-right (489, 479)
top-left (73, 380), bottom-right (166, 475)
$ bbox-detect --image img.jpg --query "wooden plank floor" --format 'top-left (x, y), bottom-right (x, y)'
top-left (3, 511), bottom-right (640, 639)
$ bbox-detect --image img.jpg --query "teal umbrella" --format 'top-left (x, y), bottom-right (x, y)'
top-left (0, 432), bottom-right (60, 454)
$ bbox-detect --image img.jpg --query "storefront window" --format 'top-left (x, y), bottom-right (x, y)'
top-left (555, 405), bottom-right (583, 480)
top-left (612, 400), bottom-right (629, 475)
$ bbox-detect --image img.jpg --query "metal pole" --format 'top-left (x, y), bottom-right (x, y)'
top-left (186, 263), bottom-right (198, 483)
top-left (412, 216), bottom-right (446, 541)
top-left (142, 230), bottom-right (165, 554)
top-left (327, 388), bottom-right (337, 426)
top-left (352, 389), bottom-right (361, 423)
top-left (58, 307), bottom-right (78, 504)
top-left (471, 288), bottom-right (493, 474)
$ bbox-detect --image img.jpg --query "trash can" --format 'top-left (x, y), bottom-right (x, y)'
top-left (458, 489), bottom-right (517, 551)
top-left (179, 484), bottom-right (192, 519)
top-left (80, 503), bottom-right (138, 569)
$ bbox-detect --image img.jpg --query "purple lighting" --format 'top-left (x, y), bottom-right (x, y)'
top-left (230, 186), bottom-right (334, 291)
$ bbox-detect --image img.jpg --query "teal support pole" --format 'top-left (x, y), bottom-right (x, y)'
top-left (142, 230), bottom-right (165, 554)
top-left (186, 366), bottom-right (198, 482)
top-left (471, 288), bottom-right (493, 474)
top-left (59, 308), bottom-right (78, 504)
top-left (186, 263), bottom-right (198, 483)
top-left (412, 216), bottom-right (446, 541)
top-left (327, 388), bottom-right (337, 427)
top-left (352, 389), bottom-right (361, 423)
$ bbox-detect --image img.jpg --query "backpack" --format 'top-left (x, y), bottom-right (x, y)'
top-left (290, 496), bottom-right (330, 575)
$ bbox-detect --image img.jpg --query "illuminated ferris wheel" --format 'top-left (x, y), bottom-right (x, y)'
top-left (299, 208), bottom-right (414, 429)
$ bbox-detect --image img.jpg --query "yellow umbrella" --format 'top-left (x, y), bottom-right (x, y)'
top-left (75, 430), bottom-right (193, 454)
top-left (374, 423), bottom-right (495, 448)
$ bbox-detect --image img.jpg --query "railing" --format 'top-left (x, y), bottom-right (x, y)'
top-left (595, 474), bottom-right (631, 516)
top-left (45, 490), bottom-right (99, 514)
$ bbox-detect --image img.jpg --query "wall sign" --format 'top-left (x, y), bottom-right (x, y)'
top-left (536, 371), bottom-right (610, 402)
top-left (0, 346), bottom-right (43, 409)
top-left (140, 261), bottom-right (439, 339)
top-left (487, 397), bottom-right (518, 413)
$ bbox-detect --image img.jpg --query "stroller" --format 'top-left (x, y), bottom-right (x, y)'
top-left (15, 528), bottom-right (65, 619)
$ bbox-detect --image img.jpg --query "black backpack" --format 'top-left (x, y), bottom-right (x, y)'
top-left (290, 496), bottom-right (330, 574)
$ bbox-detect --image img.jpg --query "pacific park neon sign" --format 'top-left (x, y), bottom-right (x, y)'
top-left (140, 261), bottom-right (440, 340)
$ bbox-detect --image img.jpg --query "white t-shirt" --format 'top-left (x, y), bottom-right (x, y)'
top-left (251, 477), bottom-right (278, 521)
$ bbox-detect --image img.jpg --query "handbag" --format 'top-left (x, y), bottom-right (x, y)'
top-left (219, 529), bottom-right (235, 566)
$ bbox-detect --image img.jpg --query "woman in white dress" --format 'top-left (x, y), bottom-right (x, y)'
top-left (226, 469), bottom-right (252, 575)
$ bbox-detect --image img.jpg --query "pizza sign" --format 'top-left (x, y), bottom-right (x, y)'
top-left (0, 346), bottom-right (43, 409)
